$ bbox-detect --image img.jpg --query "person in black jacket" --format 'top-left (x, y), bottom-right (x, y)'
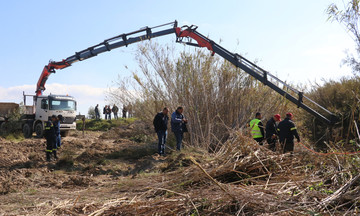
top-left (95, 104), bottom-right (100, 120)
top-left (277, 112), bottom-right (300, 153)
top-left (153, 107), bottom-right (169, 156)
top-left (44, 115), bottom-right (57, 162)
top-left (265, 114), bottom-right (281, 151)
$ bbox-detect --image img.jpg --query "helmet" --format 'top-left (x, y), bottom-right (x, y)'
top-left (274, 114), bottom-right (281, 121)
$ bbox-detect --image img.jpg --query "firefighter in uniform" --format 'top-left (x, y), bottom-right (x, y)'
top-left (44, 115), bottom-right (57, 161)
top-left (249, 112), bottom-right (265, 144)
top-left (265, 114), bottom-right (281, 151)
top-left (277, 112), bottom-right (300, 153)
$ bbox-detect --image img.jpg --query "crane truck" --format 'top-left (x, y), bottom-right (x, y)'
top-left (2, 20), bottom-right (336, 139)
top-left (0, 93), bottom-right (76, 138)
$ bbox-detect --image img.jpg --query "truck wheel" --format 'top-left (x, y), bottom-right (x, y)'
top-left (22, 123), bottom-right (33, 138)
top-left (0, 122), bottom-right (5, 131)
top-left (60, 130), bottom-right (69, 137)
top-left (35, 122), bottom-right (44, 138)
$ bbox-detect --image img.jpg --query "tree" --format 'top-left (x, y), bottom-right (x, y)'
top-left (87, 106), bottom-right (96, 119)
top-left (327, 0), bottom-right (360, 74)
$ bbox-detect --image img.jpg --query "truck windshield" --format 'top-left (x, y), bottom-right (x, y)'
top-left (49, 100), bottom-right (76, 111)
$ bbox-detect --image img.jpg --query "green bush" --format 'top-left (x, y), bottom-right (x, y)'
top-left (0, 108), bottom-right (22, 139)
top-left (76, 118), bottom-right (137, 131)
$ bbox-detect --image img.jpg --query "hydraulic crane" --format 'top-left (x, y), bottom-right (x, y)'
top-left (36, 20), bottom-right (337, 125)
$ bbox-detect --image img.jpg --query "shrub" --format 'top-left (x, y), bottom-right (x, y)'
top-left (0, 108), bottom-right (22, 138)
top-left (87, 106), bottom-right (96, 119)
top-left (76, 118), bottom-right (136, 131)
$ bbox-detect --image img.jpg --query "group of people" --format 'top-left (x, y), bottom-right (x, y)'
top-left (103, 104), bottom-right (120, 120)
top-left (94, 104), bottom-right (128, 120)
top-left (153, 106), bottom-right (188, 156)
top-left (44, 106), bottom-right (298, 161)
top-left (44, 115), bottom-right (62, 161)
top-left (152, 107), bottom-right (300, 156)
top-left (250, 112), bottom-right (300, 153)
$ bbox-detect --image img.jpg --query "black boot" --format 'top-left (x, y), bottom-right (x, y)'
top-left (53, 151), bottom-right (58, 160)
top-left (46, 152), bottom-right (51, 162)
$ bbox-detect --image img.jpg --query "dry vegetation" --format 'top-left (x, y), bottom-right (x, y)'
top-left (2, 2), bottom-right (360, 213)
top-left (107, 42), bottom-right (299, 150)
top-left (0, 120), bottom-right (360, 215)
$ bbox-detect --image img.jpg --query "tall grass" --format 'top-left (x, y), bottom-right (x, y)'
top-left (107, 42), bottom-right (297, 150)
top-left (301, 77), bottom-right (360, 147)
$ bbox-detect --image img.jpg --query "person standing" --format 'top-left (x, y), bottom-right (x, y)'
top-left (249, 112), bottom-right (265, 144)
top-left (106, 105), bottom-right (112, 120)
top-left (265, 114), bottom-right (281, 151)
top-left (53, 115), bottom-right (62, 160)
top-left (153, 107), bottom-right (169, 156)
top-left (95, 104), bottom-right (100, 120)
top-left (277, 112), bottom-right (300, 153)
top-left (112, 104), bottom-right (119, 120)
top-left (44, 115), bottom-right (57, 162)
top-left (103, 105), bottom-right (108, 120)
top-left (171, 106), bottom-right (188, 151)
top-left (122, 105), bottom-right (127, 118)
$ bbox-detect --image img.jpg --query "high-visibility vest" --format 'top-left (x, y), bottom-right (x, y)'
top-left (250, 118), bottom-right (263, 138)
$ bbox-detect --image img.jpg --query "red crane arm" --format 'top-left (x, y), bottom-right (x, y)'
top-left (36, 60), bottom-right (70, 96)
top-left (175, 27), bottom-right (215, 55)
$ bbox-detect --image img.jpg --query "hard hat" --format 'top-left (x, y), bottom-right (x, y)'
top-left (274, 114), bottom-right (281, 121)
top-left (286, 112), bottom-right (293, 118)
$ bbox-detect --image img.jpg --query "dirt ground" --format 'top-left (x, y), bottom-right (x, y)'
top-left (0, 121), bottom-right (359, 215)
top-left (0, 122), bottom-right (169, 215)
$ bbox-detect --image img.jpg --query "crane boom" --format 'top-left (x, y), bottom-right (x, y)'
top-left (36, 20), bottom-right (336, 125)
top-left (174, 25), bottom-right (337, 125)
top-left (35, 21), bottom-right (178, 96)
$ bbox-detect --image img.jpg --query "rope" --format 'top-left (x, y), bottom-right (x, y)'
top-left (298, 142), bottom-right (360, 156)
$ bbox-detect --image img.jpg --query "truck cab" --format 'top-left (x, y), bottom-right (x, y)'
top-left (22, 94), bottom-right (77, 138)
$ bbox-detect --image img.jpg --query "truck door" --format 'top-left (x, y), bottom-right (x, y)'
top-left (35, 98), bottom-right (49, 122)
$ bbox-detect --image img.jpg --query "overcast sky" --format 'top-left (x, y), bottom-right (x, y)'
top-left (0, 0), bottom-right (355, 115)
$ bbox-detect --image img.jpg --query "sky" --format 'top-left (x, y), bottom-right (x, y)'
top-left (0, 0), bottom-right (355, 115)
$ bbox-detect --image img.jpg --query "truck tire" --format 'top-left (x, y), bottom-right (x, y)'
top-left (35, 122), bottom-right (44, 138)
top-left (0, 122), bottom-right (5, 131)
top-left (60, 130), bottom-right (69, 137)
top-left (22, 123), bottom-right (33, 138)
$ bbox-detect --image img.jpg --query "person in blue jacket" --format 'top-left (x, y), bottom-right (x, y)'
top-left (171, 106), bottom-right (188, 151)
top-left (53, 115), bottom-right (62, 159)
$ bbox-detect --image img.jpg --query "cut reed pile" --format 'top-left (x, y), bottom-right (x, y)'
top-left (50, 132), bottom-right (360, 215)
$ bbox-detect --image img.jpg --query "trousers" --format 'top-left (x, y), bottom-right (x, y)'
top-left (281, 141), bottom-right (294, 153)
top-left (174, 131), bottom-right (184, 151)
top-left (157, 130), bottom-right (167, 155)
